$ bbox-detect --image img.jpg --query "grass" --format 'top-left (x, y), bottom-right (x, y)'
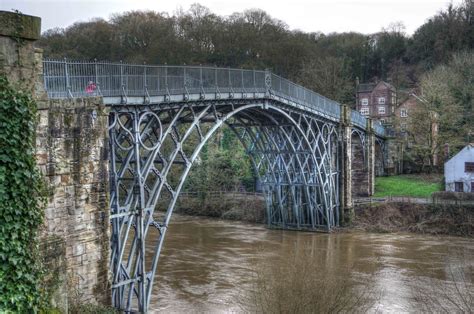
top-left (374, 175), bottom-right (442, 198)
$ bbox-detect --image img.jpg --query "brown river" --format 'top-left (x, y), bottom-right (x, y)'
top-left (147, 215), bottom-right (473, 313)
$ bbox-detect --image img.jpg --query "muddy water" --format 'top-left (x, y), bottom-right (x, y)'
top-left (147, 215), bottom-right (473, 313)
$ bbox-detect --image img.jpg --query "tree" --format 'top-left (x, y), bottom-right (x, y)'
top-left (299, 56), bottom-right (354, 104)
top-left (407, 0), bottom-right (473, 70)
top-left (404, 52), bottom-right (473, 170)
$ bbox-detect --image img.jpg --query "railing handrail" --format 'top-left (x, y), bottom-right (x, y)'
top-left (42, 58), bottom-right (385, 137)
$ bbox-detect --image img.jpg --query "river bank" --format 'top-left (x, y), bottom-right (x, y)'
top-left (353, 203), bottom-right (473, 237)
top-left (172, 193), bottom-right (474, 237)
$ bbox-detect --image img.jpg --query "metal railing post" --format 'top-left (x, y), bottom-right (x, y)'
top-left (228, 67), bottom-right (234, 97)
top-left (199, 65), bottom-right (204, 99)
top-left (120, 60), bottom-right (127, 104)
top-left (183, 66), bottom-right (186, 88)
top-left (253, 69), bottom-right (256, 92)
top-left (94, 58), bottom-right (102, 96)
top-left (264, 69), bottom-right (272, 97)
top-left (64, 58), bottom-right (72, 98)
top-left (144, 63), bottom-right (150, 103)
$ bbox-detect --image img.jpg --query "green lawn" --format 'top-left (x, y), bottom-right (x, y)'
top-left (374, 175), bottom-right (442, 198)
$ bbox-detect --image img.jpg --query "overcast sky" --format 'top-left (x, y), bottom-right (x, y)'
top-left (1, 0), bottom-right (463, 35)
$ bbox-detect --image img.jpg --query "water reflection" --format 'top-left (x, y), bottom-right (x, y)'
top-left (148, 215), bottom-right (473, 313)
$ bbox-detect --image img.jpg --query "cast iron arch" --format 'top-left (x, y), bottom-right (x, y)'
top-left (108, 101), bottom-right (340, 311)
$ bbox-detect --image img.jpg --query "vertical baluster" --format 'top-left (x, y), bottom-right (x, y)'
top-left (164, 64), bottom-right (168, 93)
top-left (94, 59), bottom-right (99, 96)
top-left (64, 57), bottom-right (72, 98)
top-left (183, 66), bottom-right (186, 89)
top-left (144, 63), bottom-right (147, 96)
top-left (215, 67), bottom-right (218, 93)
top-left (253, 69), bottom-right (256, 92)
top-left (200, 66), bottom-right (203, 96)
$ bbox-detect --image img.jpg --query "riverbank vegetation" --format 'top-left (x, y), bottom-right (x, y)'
top-left (354, 203), bottom-right (473, 237)
top-left (172, 192), bottom-right (265, 223)
top-left (374, 174), bottom-right (442, 198)
top-left (243, 249), bottom-right (379, 313)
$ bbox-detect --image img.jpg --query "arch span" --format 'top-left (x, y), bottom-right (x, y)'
top-left (108, 100), bottom-right (340, 311)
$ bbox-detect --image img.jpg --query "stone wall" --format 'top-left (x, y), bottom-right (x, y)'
top-left (36, 98), bottom-right (110, 306)
top-left (0, 11), bottom-right (111, 310)
top-left (351, 133), bottom-right (369, 197)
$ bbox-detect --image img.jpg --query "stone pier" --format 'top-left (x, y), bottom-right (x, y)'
top-left (339, 105), bottom-right (353, 224)
top-left (339, 105), bottom-right (377, 225)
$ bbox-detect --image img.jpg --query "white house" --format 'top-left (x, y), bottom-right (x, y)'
top-left (444, 144), bottom-right (474, 192)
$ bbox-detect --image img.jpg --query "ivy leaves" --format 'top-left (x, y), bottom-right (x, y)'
top-left (0, 75), bottom-right (45, 312)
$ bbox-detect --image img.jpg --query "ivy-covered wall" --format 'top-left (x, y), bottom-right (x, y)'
top-left (0, 75), bottom-right (46, 312)
top-left (0, 11), bottom-right (111, 311)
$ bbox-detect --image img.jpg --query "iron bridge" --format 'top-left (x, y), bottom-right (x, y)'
top-left (43, 59), bottom-right (386, 312)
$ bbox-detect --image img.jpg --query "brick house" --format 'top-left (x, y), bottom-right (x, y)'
top-left (356, 81), bottom-right (396, 124)
top-left (394, 92), bottom-right (418, 132)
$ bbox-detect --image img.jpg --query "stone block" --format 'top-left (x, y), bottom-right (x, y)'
top-left (72, 243), bottom-right (85, 257)
top-left (0, 11), bottom-right (41, 40)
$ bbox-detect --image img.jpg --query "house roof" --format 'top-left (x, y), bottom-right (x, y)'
top-left (445, 144), bottom-right (474, 165)
top-left (357, 83), bottom-right (376, 93)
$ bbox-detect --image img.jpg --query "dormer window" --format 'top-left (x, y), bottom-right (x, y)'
top-left (361, 98), bottom-right (368, 106)
top-left (378, 97), bottom-right (385, 104)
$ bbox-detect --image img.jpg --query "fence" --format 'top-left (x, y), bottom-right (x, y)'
top-left (42, 59), bottom-right (384, 136)
top-left (354, 195), bottom-right (474, 206)
top-left (179, 190), bottom-right (264, 199)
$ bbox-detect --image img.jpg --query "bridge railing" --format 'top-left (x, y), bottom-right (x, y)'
top-left (43, 59), bottom-right (269, 98)
top-left (373, 121), bottom-right (385, 137)
top-left (42, 59), bottom-right (384, 136)
top-left (270, 74), bottom-right (341, 120)
top-left (351, 110), bottom-right (367, 129)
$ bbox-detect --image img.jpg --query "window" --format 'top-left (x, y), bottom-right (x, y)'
top-left (391, 94), bottom-right (396, 105)
top-left (401, 109), bottom-right (408, 117)
top-left (454, 182), bottom-right (463, 192)
top-left (380, 119), bottom-right (386, 124)
top-left (378, 97), bottom-right (385, 104)
top-left (401, 123), bottom-right (407, 132)
top-left (471, 182), bottom-right (474, 193)
top-left (360, 107), bottom-right (369, 116)
top-left (378, 106), bottom-right (386, 114)
top-left (361, 98), bottom-right (368, 106)
top-left (465, 162), bottom-right (474, 172)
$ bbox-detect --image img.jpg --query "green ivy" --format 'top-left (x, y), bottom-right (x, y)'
top-left (0, 75), bottom-right (45, 312)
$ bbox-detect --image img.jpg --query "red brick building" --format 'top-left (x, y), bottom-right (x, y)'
top-left (394, 93), bottom-right (418, 132)
top-left (355, 81), bottom-right (397, 124)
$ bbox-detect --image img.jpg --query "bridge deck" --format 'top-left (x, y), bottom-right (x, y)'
top-left (42, 59), bottom-right (385, 136)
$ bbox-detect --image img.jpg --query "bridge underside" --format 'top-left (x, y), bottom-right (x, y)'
top-left (109, 99), bottom-right (340, 311)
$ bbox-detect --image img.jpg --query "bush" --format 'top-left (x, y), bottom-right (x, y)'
top-left (242, 248), bottom-right (379, 313)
